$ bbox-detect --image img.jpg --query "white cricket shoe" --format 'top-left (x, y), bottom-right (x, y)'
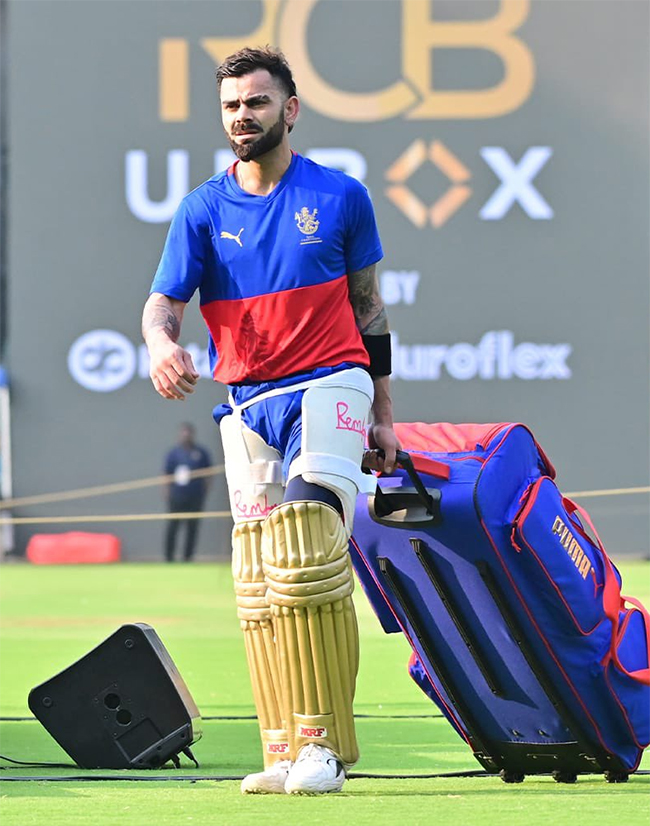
top-left (284, 744), bottom-right (346, 795)
top-left (240, 760), bottom-right (292, 794)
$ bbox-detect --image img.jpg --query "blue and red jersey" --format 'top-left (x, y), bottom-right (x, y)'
top-left (151, 153), bottom-right (383, 390)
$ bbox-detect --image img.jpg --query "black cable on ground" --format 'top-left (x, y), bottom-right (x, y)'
top-left (0, 713), bottom-right (444, 722)
top-left (0, 774), bottom-right (243, 782)
top-left (0, 755), bottom-right (75, 769)
top-left (2, 770), bottom-right (649, 782)
top-left (0, 771), bottom-right (491, 782)
top-left (349, 770), bottom-right (491, 779)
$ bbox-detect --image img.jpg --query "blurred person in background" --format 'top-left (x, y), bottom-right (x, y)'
top-left (163, 422), bottom-right (212, 562)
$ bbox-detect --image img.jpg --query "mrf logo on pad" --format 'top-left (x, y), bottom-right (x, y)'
top-left (298, 724), bottom-right (328, 739)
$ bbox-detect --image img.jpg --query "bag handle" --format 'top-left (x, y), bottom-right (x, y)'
top-left (563, 496), bottom-right (650, 685)
top-left (409, 454), bottom-right (451, 481)
top-left (368, 449), bottom-right (450, 481)
top-left (371, 449), bottom-right (442, 520)
top-left (376, 450), bottom-right (436, 514)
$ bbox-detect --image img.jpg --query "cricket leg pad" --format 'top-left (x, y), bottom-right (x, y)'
top-left (220, 413), bottom-right (284, 523)
top-left (232, 520), bottom-right (289, 767)
top-left (286, 368), bottom-right (375, 533)
top-left (262, 500), bottom-right (360, 767)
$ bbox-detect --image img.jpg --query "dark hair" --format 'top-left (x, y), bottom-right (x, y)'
top-left (215, 46), bottom-right (297, 99)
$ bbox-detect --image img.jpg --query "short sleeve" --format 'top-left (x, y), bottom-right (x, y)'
top-left (343, 178), bottom-right (383, 274)
top-left (150, 197), bottom-right (208, 302)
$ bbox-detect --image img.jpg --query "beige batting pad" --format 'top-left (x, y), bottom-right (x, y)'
top-left (262, 501), bottom-right (360, 766)
top-left (232, 520), bottom-right (289, 767)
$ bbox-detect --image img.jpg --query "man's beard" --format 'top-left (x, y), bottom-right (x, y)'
top-left (228, 113), bottom-right (285, 162)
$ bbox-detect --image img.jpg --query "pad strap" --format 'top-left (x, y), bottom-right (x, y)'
top-left (288, 453), bottom-right (376, 495)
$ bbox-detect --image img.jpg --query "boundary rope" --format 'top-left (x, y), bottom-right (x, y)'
top-left (0, 511), bottom-right (232, 525)
top-left (564, 486), bottom-right (650, 499)
top-left (0, 466), bottom-right (647, 526)
top-left (0, 466), bottom-right (224, 511)
top-left (1, 493), bottom-right (648, 525)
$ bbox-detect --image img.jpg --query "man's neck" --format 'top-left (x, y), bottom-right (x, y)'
top-left (235, 144), bottom-right (293, 196)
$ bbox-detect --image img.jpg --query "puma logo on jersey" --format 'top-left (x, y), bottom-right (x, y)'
top-left (220, 228), bottom-right (244, 247)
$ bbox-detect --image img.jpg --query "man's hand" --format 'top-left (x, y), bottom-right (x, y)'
top-left (363, 374), bottom-right (399, 474)
top-left (148, 338), bottom-right (199, 400)
top-left (142, 292), bottom-right (198, 400)
top-left (365, 423), bottom-right (400, 474)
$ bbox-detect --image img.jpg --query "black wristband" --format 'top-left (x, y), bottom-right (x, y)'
top-left (362, 333), bottom-right (392, 378)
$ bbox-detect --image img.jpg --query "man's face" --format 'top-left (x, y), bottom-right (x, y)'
top-left (220, 70), bottom-right (294, 162)
top-left (179, 426), bottom-right (194, 447)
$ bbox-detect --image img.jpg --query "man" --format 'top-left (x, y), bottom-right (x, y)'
top-left (142, 46), bottom-right (399, 795)
top-left (163, 422), bottom-right (212, 562)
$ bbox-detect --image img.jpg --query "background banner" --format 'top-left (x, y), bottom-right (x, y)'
top-left (5, 0), bottom-right (649, 558)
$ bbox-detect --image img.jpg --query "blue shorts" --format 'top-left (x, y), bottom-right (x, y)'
top-left (213, 363), bottom-right (362, 480)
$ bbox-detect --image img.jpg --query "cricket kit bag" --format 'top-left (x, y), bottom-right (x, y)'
top-left (349, 423), bottom-right (650, 782)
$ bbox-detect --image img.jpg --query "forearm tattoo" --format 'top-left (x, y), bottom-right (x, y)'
top-left (360, 305), bottom-right (389, 335)
top-left (142, 303), bottom-right (181, 342)
top-left (348, 265), bottom-right (389, 334)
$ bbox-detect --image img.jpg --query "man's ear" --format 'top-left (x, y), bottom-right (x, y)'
top-left (285, 96), bottom-right (300, 130)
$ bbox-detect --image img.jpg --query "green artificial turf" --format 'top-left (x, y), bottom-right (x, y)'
top-left (1, 561), bottom-right (648, 826)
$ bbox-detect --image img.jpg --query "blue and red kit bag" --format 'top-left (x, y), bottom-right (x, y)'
top-left (350, 423), bottom-right (649, 781)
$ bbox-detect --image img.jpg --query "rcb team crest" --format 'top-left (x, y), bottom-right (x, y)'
top-left (295, 207), bottom-right (320, 236)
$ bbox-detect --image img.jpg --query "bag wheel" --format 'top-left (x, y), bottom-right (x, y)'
top-left (499, 769), bottom-right (525, 783)
top-left (604, 770), bottom-right (629, 783)
top-left (552, 770), bottom-right (577, 784)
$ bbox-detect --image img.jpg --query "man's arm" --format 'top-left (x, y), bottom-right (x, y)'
top-left (347, 264), bottom-right (400, 473)
top-left (142, 292), bottom-right (199, 400)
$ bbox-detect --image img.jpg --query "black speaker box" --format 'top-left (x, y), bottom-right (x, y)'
top-left (28, 623), bottom-right (202, 769)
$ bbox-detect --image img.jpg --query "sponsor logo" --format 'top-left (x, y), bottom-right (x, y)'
top-left (551, 516), bottom-right (594, 581)
top-left (68, 330), bottom-right (573, 390)
top-left (267, 743), bottom-right (290, 754)
top-left (220, 227), bottom-right (244, 247)
top-left (298, 725), bottom-right (327, 739)
top-left (67, 330), bottom-right (136, 392)
top-left (125, 144), bottom-right (552, 227)
top-left (335, 402), bottom-right (366, 436)
top-left (391, 330), bottom-right (572, 382)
